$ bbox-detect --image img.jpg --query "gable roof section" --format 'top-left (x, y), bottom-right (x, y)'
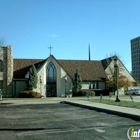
top-left (58, 60), bottom-right (106, 81)
top-left (101, 56), bottom-right (135, 82)
top-left (101, 56), bottom-right (116, 70)
top-left (13, 57), bottom-right (106, 81)
top-left (14, 59), bottom-right (45, 79)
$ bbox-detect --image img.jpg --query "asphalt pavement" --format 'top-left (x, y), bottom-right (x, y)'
top-left (0, 96), bottom-right (140, 140)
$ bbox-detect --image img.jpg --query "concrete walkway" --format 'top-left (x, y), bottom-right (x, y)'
top-left (63, 97), bottom-right (140, 120)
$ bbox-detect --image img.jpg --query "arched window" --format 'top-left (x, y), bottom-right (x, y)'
top-left (47, 62), bottom-right (56, 82)
top-left (0, 60), bottom-right (3, 72)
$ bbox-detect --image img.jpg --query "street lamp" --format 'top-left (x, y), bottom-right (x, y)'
top-left (64, 76), bottom-right (67, 96)
top-left (114, 57), bottom-right (120, 102)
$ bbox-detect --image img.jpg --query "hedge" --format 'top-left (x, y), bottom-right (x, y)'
top-left (19, 90), bottom-right (43, 98)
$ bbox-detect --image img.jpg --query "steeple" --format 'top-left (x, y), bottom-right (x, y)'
top-left (89, 44), bottom-right (91, 61)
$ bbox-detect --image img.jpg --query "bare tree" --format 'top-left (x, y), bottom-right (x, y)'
top-left (106, 56), bottom-right (132, 92)
top-left (0, 37), bottom-right (5, 46)
top-left (105, 52), bottom-right (124, 63)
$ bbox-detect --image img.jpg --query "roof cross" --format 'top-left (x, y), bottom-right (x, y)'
top-left (48, 45), bottom-right (53, 55)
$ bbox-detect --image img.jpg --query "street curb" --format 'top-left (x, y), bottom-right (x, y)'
top-left (62, 101), bottom-right (140, 121)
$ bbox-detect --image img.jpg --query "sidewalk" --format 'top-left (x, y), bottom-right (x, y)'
top-left (62, 97), bottom-right (140, 120)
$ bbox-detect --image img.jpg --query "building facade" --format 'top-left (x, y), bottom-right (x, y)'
top-left (0, 46), bottom-right (135, 97)
top-left (131, 36), bottom-right (140, 78)
top-left (13, 55), bottom-right (107, 97)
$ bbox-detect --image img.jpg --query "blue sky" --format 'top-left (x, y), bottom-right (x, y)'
top-left (0, 0), bottom-right (140, 71)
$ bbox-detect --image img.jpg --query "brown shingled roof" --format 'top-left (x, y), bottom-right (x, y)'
top-left (13, 58), bottom-right (106, 81)
top-left (14, 59), bottom-right (45, 79)
top-left (58, 60), bottom-right (106, 81)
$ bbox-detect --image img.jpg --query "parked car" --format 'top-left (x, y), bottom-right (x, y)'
top-left (134, 89), bottom-right (140, 95)
top-left (125, 89), bottom-right (140, 95)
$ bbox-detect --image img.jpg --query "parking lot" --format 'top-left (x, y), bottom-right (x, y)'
top-left (0, 102), bottom-right (140, 140)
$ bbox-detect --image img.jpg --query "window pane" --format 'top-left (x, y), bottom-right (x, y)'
top-left (0, 60), bottom-right (3, 72)
top-left (0, 81), bottom-right (3, 89)
top-left (47, 62), bottom-right (56, 82)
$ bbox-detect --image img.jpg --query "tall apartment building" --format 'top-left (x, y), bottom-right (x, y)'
top-left (131, 36), bottom-right (140, 78)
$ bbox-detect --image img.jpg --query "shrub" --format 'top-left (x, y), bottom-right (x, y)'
top-left (74, 90), bottom-right (96, 96)
top-left (19, 90), bottom-right (43, 98)
top-left (90, 90), bottom-right (96, 96)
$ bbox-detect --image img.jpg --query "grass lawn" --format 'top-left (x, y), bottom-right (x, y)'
top-left (86, 99), bottom-right (140, 109)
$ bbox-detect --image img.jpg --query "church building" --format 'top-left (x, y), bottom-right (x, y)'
top-left (0, 46), bottom-right (135, 97)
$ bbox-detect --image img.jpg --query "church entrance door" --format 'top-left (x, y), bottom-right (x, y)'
top-left (47, 82), bottom-right (56, 97)
top-left (46, 62), bottom-right (57, 97)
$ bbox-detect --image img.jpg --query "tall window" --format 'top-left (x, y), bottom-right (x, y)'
top-left (0, 60), bottom-right (3, 72)
top-left (0, 81), bottom-right (3, 89)
top-left (47, 62), bottom-right (56, 82)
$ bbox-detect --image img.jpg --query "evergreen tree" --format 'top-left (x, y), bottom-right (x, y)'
top-left (72, 69), bottom-right (82, 95)
top-left (28, 65), bottom-right (38, 90)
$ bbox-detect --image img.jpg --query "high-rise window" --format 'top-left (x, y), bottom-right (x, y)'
top-left (131, 36), bottom-right (140, 78)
